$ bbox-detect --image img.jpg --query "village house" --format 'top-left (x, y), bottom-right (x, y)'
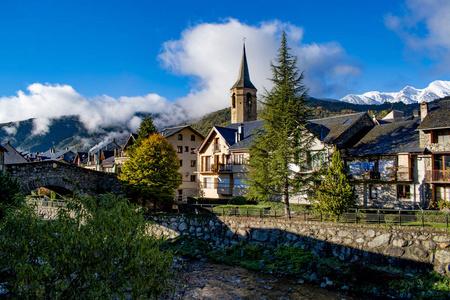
top-left (343, 115), bottom-right (425, 209)
top-left (84, 140), bottom-right (121, 173)
top-left (418, 99), bottom-right (450, 204)
top-left (160, 125), bottom-right (204, 201)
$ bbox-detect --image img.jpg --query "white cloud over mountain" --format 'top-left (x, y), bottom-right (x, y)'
top-left (385, 0), bottom-right (450, 73)
top-left (0, 19), bottom-right (360, 136)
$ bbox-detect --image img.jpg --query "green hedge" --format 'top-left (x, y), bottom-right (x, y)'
top-left (186, 197), bottom-right (229, 205)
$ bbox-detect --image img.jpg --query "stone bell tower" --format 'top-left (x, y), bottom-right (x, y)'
top-left (230, 43), bottom-right (257, 124)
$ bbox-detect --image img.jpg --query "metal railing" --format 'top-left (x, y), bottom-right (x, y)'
top-left (27, 198), bottom-right (66, 207)
top-left (196, 205), bottom-right (450, 228)
top-left (426, 170), bottom-right (450, 182)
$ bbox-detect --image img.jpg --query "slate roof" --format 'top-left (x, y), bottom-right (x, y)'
top-left (101, 156), bottom-right (115, 167)
top-left (347, 118), bottom-right (423, 156)
top-left (306, 112), bottom-right (368, 144)
top-left (160, 125), bottom-right (204, 139)
top-left (3, 142), bottom-right (28, 164)
top-left (212, 120), bottom-right (263, 151)
top-left (230, 44), bottom-right (257, 90)
top-left (39, 149), bottom-right (76, 162)
top-left (418, 99), bottom-right (450, 130)
top-left (89, 140), bottom-right (121, 153)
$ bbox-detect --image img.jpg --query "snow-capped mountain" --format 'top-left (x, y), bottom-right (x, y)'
top-left (340, 80), bottom-right (450, 105)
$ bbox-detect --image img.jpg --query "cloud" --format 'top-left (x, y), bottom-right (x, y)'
top-left (0, 19), bottom-right (360, 137)
top-left (385, 0), bottom-right (450, 73)
top-left (0, 83), bottom-right (186, 135)
top-left (159, 18), bottom-right (361, 117)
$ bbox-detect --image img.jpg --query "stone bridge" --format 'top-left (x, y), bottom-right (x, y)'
top-left (5, 161), bottom-right (125, 195)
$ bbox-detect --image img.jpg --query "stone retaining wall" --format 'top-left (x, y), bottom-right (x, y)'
top-left (148, 215), bottom-right (450, 275)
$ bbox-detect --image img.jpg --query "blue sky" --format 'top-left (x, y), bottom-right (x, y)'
top-left (0, 0), bottom-right (449, 134)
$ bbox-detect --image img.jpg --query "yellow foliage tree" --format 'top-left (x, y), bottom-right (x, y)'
top-left (119, 133), bottom-right (182, 209)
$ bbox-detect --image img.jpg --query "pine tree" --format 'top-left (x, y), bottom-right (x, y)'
top-left (314, 148), bottom-right (355, 219)
top-left (135, 115), bottom-right (158, 147)
top-left (247, 31), bottom-right (315, 217)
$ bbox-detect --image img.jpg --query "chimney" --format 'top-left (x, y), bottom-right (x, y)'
top-left (420, 101), bottom-right (428, 121)
top-left (238, 123), bottom-right (244, 140)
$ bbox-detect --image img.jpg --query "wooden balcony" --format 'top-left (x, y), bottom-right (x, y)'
top-left (426, 170), bottom-right (450, 183)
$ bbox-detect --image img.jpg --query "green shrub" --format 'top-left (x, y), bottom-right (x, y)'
top-left (228, 196), bottom-right (247, 205)
top-left (0, 171), bottom-right (23, 219)
top-left (0, 193), bottom-right (174, 298)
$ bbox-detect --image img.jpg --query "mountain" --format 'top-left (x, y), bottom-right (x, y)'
top-left (340, 80), bottom-right (450, 105)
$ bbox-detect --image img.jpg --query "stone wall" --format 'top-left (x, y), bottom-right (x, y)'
top-left (148, 215), bottom-right (450, 275)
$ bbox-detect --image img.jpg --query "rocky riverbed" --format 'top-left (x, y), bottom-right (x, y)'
top-left (168, 259), bottom-right (363, 300)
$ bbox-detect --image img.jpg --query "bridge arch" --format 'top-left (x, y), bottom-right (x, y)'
top-left (5, 161), bottom-right (125, 196)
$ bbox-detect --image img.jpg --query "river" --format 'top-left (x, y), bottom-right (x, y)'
top-left (168, 259), bottom-right (366, 300)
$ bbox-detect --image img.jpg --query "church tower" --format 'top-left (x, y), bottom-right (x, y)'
top-left (230, 43), bottom-right (257, 124)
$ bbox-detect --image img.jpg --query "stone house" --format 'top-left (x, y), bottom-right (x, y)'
top-left (343, 116), bottom-right (426, 209)
top-left (418, 99), bottom-right (450, 204)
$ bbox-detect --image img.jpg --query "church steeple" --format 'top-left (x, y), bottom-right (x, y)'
top-left (230, 43), bottom-right (257, 124)
top-left (231, 43), bottom-right (256, 90)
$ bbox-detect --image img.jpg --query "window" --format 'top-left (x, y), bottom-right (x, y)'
top-left (190, 175), bottom-right (196, 182)
top-left (234, 178), bottom-right (248, 189)
top-left (191, 160), bottom-right (196, 167)
top-left (369, 185), bottom-right (381, 199)
top-left (436, 186), bottom-right (450, 202)
top-left (234, 154), bottom-right (245, 165)
top-left (204, 177), bottom-right (213, 189)
top-left (203, 156), bottom-right (211, 171)
top-left (191, 135), bottom-right (195, 141)
top-left (397, 185), bottom-right (410, 198)
top-left (177, 146), bottom-right (182, 153)
top-left (178, 134), bottom-right (183, 140)
top-left (185, 146), bottom-right (189, 152)
top-left (309, 151), bottom-right (327, 170)
top-left (179, 160), bottom-right (183, 167)
top-left (246, 92), bottom-right (252, 108)
top-left (434, 129), bottom-right (450, 144)
top-left (191, 148), bottom-right (196, 154)
top-left (218, 178), bottom-right (230, 188)
top-left (232, 93), bottom-right (236, 108)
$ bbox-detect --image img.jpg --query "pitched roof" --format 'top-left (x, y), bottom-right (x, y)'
top-left (3, 142), bottom-right (28, 164)
top-left (418, 99), bottom-right (450, 130)
top-left (160, 125), bottom-right (204, 140)
top-left (89, 140), bottom-right (121, 153)
top-left (230, 44), bottom-right (257, 90)
top-left (39, 149), bottom-right (75, 161)
top-left (347, 118), bottom-right (423, 156)
top-left (306, 112), bottom-right (369, 144)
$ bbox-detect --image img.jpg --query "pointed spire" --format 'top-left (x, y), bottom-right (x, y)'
top-left (231, 43), bottom-right (256, 90)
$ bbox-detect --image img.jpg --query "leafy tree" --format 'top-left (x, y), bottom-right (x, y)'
top-left (135, 115), bottom-right (158, 147)
top-left (119, 133), bottom-right (182, 209)
top-left (0, 193), bottom-right (174, 298)
top-left (314, 148), bottom-right (355, 219)
top-left (0, 171), bottom-right (23, 219)
top-left (247, 31), bottom-right (315, 217)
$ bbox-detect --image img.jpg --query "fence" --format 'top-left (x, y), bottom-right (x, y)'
top-left (26, 198), bottom-right (66, 208)
top-left (197, 204), bottom-right (450, 229)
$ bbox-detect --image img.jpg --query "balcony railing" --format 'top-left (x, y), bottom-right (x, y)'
top-left (426, 170), bottom-right (450, 182)
top-left (363, 171), bottom-right (380, 180)
top-left (218, 164), bottom-right (232, 172)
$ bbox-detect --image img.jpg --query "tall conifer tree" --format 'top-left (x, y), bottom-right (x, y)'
top-left (314, 148), bottom-right (355, 219)
top-left (247, 31), bottom-right (315, 217)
